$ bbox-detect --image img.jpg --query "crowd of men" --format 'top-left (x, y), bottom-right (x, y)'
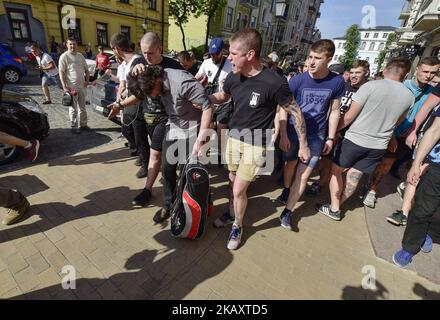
top-left (2, 28), bottom-right (440, 270)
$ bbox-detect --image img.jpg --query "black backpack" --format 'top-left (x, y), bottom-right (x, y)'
top-left (171, 157), bottom-right (210, 240)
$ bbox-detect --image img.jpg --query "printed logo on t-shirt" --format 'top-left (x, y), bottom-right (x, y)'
top-left (208, 70), bottom-right (213, 77)
top-left (340, 90), bottom-right (355, 114)
top-left (300, 88), bottom-right (332, 116)
top-left (249, 92), bottom-right (260, 108)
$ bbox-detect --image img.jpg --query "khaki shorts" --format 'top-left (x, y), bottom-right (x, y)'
top-left (226, 137), bottom-right (266, 182)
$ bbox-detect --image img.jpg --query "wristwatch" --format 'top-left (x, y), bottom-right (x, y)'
top-left (326, 137), bottom-right (334, 141)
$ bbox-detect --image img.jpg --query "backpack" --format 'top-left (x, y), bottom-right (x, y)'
top-left (171, 157), bottom-right (210, 240)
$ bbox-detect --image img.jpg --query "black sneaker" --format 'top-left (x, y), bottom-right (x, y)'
top-left (132, 188), bottom-right (152, 206)
top-left (136, 166), bottom-right (148, 178)
top-left (80, 126), bottom-right (93, 132)
top-left (279, 209), bottom-right (292, 230)
top-left (276, 187), bottom-right (290, 205)
top-left (134, 158), bottom-right (142, 166)
top-left (386, 210), bottom-right (407, 226)
top-left (317, 203), bottom-right (341, 221)
top-left (42, 100), bottom-right (52, 105)
top-left (153, 207), bottom-right (171, 224)
top-left (130, 150), bottom-right (138, 157)
top-left (306, 181), bottom-right (322, 196)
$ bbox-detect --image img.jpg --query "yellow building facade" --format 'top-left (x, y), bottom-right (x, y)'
top-left (168, 14), bottom-right (207, 52)
top-left (0, 0), bottom-right (170, 55)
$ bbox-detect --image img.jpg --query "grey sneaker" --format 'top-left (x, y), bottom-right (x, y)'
top-left (363, 191), bottom-right (377, 208)
top-left (213, 212), bottom-right (235, 228)
top-left (396, 182), bottom-right (405, 200)
top-left (317, 204), bottom-right (341, 221)
top-left (386, 210), bottom-right (407, 226)
top-left (227, 224), bottom-right (243, 250)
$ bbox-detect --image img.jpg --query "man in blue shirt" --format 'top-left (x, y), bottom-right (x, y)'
top-left (393, 86), bottom-right (440, 267)
top-left (277, 39), bottom-right (345, 230)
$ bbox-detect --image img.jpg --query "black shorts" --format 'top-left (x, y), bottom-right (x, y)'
top-left (333, 138), bottom-right (386, 175)
top-left (146, 118), bottom-right (167, 152)
top-left (384, 136), bottom-right (412, 159)
top-left (214, 102), bottom-right (233, 125)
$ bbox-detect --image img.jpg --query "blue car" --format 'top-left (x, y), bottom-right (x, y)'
top-left (0, 43), bottom-right (27, 84)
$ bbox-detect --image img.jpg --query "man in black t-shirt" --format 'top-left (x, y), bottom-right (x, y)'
top-left (306, 60), bottom-right (369, 196)
top-left (209, 28), bottom-right (310, 250)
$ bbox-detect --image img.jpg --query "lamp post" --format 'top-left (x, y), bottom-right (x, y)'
top-left (270, 1), bottom-right (287, 52)
top-left (142, 18), bottom-right (148, 34)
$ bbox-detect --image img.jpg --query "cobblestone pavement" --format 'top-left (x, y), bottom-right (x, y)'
top-left (1, 70), bottom-right (122, 172)
top-left (1, 142), bottom-right (440, 300)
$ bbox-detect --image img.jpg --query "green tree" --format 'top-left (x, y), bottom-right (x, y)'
top-left (376, 32), bottom-right (397, 72)
top-left (169, 0), bottom-right (201, 51)
top-left (194, 0), bottom-right (227, 52)
top-left (339, 24), bottom-right (361, 70)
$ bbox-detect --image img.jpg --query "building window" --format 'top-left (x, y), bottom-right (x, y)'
top-left (369, 42), bottom-right (375, 51)
top-left (366, 57), bottom-right (370, 61)
top-left (383, 33), bottom-right (388, 39)
top-left (378, 42), bottom-right (385, 51)
top-left (250, 16), bottom-right (256, 28)
top-left (334, 55), bottom-right (338, 60)
top-left (7, 9), bottom-right (31, 41)
top-left (338, 43), bottom-right (342, 49)
top-left (373, 32), bottom-right (379, 38)
top-left (236, 12), bottom-right (241, 31)
top-left (360, 41), bottom-right (366, 50)
top-left (149, 0), bottom-right (157, 10)
top-left (121, 26), bottom-right (130, 40)
top-left (226, 7), bottom-right (233, 28)
top-left (97, 23), bottom-right (108, 46)
top-left (374, 57), bottom-right (379, 63)
top-left (365, 32), bottom-right (370, 38)
top-left (67, 19), bottom-right (82, 44)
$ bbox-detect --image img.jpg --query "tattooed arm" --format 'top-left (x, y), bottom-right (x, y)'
top-left (280, 97), bottom-right (310, 162)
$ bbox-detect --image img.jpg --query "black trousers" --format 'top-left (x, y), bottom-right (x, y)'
top-left (402, 163), bottom-right (440, 254)
top-left (161, 126), bottom-right (192, 210)
top-left (132, 117), bottom-right (149, 167)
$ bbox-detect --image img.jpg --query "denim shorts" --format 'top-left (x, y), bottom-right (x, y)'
top-left (42, 73), bottom-right (62, 88)
top-left (282, 126), bottom-right (325, 169)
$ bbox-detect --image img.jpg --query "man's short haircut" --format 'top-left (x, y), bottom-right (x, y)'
top-left (385, 57), bottom-right (411, 78)
top-left (140, 32), bottom-right (161, 48)
top-left (110, 33), bottom-right (133, 52)
top-left (127, 65), bottom-right (164, 100)
top-left (418, 56), bottom-right (440, 67)
top-left (310, 39), bottom-right (335, 58)
top-left (351, 60), bottom-right (370, 72)
top-left (67, 37), bottom-right (77, 43)
top-left (230, 28), bottom-right (262, 57)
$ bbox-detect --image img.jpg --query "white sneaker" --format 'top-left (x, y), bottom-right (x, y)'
top-left (363, 191), bottom-right (377, 208)
top-left (227, 224), bottom-right (242, 250)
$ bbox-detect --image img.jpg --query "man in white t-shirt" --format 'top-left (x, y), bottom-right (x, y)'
top-left (196, 37), bottom-right (233, 166)
top-left (58, 37), bottom-right (90, 134)
top-left (31, 42), bottom-right (61, 105)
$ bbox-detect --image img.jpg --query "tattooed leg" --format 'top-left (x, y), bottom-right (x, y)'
top-left (340, 168), bottom-right (363, 206)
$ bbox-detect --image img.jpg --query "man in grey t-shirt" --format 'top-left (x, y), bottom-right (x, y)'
top-left (317, 58), bottom-right (415, 221)
top-left (124, 65), bottom-right (214, 223)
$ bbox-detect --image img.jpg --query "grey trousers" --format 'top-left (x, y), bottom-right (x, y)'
top-left (0, 188), bottom-right (25, 208)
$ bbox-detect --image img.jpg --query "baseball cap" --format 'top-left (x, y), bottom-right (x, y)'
top-left (209, 38), bottom-right (224, 55)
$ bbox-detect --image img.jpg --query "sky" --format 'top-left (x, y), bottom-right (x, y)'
top-left (316, 0), bottom-right (403, 39)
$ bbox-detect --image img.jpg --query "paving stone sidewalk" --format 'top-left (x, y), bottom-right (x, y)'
top-left (1, 142), bottom-right (440, 299)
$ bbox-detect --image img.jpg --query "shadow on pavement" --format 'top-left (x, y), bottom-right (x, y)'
top-left (413, 283), bottom-right (440, 300)
top-left (0, 174), bottom-right (49, 197)
top-left (341, 280), bottom-right (389, 300)
top-left (9, 225), bottom-right (233, 299)
top-left (0, 186), bottom-right (139, 244)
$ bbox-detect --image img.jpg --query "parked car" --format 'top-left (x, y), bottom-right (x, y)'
top-left (0, 86), bottom-right (49, 165)
top-left (0, 43), bottom-right (27, 84)
top-left (91, 76), bottom-right (121, 125)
